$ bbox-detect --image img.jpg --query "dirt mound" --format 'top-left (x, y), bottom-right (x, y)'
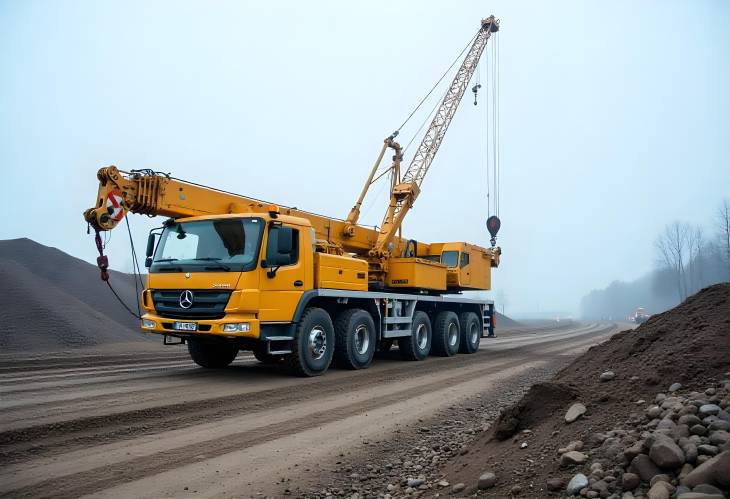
top-left (495, 312), bottom-right (521, 329)
top-left (441, 283), bottom-right (730, 497)
top-left (0, 238), bottom-right (154, 353)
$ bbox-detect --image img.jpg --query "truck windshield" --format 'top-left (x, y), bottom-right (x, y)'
top-left (151, 218), bottom-right (264, 273)
top-left (441, 251), bottom-right (459, 268)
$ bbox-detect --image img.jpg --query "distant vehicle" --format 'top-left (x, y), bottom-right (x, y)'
top-left (632, 307), bottom-right (651, 324)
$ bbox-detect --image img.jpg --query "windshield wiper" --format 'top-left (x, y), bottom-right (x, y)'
top-left (193, 257), bottom-right (222, 261)
top-left (204, 264), bottom-right (231, 272)
top-left (158, 266), bottom-right (184, 272)
top-left (155, 258), bottom-right (179, 263)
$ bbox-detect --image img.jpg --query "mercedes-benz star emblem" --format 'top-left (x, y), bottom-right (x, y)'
top-left (179, 290), bottom-right (194, 309)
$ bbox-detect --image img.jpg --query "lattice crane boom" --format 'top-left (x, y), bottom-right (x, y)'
top-left (372, 16), bottom-right (499, 258)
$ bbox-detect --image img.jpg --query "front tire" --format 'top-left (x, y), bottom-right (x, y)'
top-left (458, 312), bottom-right (481, 353)
top-left (334, 309), bottom-right (376, 369)
top-left (287, 307), bottom-right (334, 377)
top-left (398, 311), bottom-right (431, 361)
top-left (187, 339), bottom-right (239, 368)
top-left (431, 311), bottom-right (460, 357)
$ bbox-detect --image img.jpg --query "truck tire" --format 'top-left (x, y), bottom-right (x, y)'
top-left (398, 311), bottom-right (431, 361)
top-left (333, 309), bottom-right (376, 369)
top-left (253, 346), bottom-right (283, 364)
top-left (458, 311), bottom-right (481, 354)
top-left (286, 307), bottom-right (334, 377)
top-left (187, 339), bottom-right (239, 368)
top-left (431, 311), bottom-right (460, 357)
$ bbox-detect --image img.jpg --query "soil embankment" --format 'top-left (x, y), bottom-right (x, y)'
top-left (441, 283), bottom-right (730, 498)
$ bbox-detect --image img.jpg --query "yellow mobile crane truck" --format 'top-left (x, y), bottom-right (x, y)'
top-left (84, 17), bottom-right (502, 376)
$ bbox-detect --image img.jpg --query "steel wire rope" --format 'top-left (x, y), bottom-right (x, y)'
top-left (394, 32), bottom-right (479, 133)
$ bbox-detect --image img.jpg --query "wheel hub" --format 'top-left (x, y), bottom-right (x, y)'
top-left (470, 322), bottom-right (479, 344)
top-left (448, 323), bottom-right (458, 347)
top-left (416, 323), bottom-right (428, 350)
top-left (308, 326), bottom-right (327, 360)
top-left (354, 325), bottom-right (370, 355)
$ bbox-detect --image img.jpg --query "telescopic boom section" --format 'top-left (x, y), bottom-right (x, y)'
top-left (83, 166), bottom-right (387, 255)
top-left (372, 16), bottom-right (499, 257)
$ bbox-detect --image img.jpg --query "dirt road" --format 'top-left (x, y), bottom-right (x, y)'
top-left (0, 322), bottom-right (621, 498)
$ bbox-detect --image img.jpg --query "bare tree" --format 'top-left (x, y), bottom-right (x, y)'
top-left (718, 198), bottom-right (730, 278)
top-left (686, 225), bottom-right (704, 293)
top-left (655, 222), bottom-right (690, 301)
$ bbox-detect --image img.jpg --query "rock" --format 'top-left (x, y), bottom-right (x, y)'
top-left (708, 420), bottom-right (730, 431)
top-left (708, 430), bottom-right (729, 446)
top-left (600, 371), bottom-right (616, 382)
top-left (566, 473), bottom-right (588, 495)
top-left (669, 383), bottom-right (683, 392)
top-left (437, 480), bottom-right (449, 487)
top-left (622, 472), bottom-right (640, 490)
top-left (546, 478), bottom-right (564, 491)
top-left (679, 415), bottom-right (702, 426)
top-left (510, 484), bottom-right (522, 495)
top-left (561, 451), bottom-right (589, 466)
top-left (646, 481), bottom-right (674, 499)
top-left (676, 494), bottom-right (725, 499)
top-left (591, 479), bottom-right (609, 496)
top-left (406, 479), bottom-right (424, 487)
top-left (649, 436), bottom-right (685, 469)
top-left (477, 472), bottom-right (496, 490)
top-left (451, 482), bottom-right (465, 493)
top-left (566, 403), bottom-right (588, 423)
top-left (649, 474), bottom-right (671, 486)
top-left (656, 419), bottom-right (676, 431)
top-left (646, 406), bottom-right (663, 419)
top-left (697, 444), bottom-right (719, 456)
top-left (629, 454), bottom-right (662, 482)
top-left (690, 424), bottom-right (708, 436)
top-left (693, 484), bottom-right (724, 495)
top-left (682, 451), bottom-right (730, 488)
top-left (699, 405), bottom-right (721, 417)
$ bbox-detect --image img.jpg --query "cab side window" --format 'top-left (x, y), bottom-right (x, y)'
top-left (266, 226), bottom-right (299, 266)
top-left (460, 252), bottom-right (470, 268)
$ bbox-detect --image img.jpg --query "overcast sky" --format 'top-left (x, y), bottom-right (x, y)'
top-left (1, 0), bottom-right (728, 316)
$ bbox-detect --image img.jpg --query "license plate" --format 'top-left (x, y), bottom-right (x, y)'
top-left (173, 322), bottom-right (197, 331)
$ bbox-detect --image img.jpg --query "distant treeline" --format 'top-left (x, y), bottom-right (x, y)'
top-left (581, 199), bottom-right (730, 320)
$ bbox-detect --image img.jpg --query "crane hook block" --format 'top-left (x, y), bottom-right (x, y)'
top-left (472, 83), bottom-right (482, 106)
top-left (486, 215), bottom-right (501, 247)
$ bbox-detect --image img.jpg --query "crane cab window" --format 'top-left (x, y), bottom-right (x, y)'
top-left (266, 226), bottom-right (299, 266)
top-left (441, 251), bottom-right (459, 268)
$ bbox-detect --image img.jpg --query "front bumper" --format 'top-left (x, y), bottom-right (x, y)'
top-left (140, 312), bottom-right (260, 339)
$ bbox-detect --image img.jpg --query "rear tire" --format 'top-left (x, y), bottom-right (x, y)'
top-left (187, 339), bottom-right (238, 368)
top-left (458, 312), bottom-right (481, 354)
top-left (398, 311), bottom-right (431, 361)
top-left (334, 309), bottom-right (376, 369)
top-left (431, 311), bottom-right (460, 357)
top-left (286, 307), bottom-right (334, 377)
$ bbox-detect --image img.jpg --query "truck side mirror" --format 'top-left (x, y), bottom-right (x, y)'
top-left (145, 232), bottom-right (158, 268)
top-left (277, 227), bottom-right (294, 255)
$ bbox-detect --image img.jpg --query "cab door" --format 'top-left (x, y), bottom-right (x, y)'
top-left (459, 251), bottom-right (471, 286)
top-left (258, 223), bottom-right (307, 322)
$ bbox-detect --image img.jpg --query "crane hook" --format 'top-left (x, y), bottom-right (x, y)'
top-left (472, 83), bottom-right (482, 105)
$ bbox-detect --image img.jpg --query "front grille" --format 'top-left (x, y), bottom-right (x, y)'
top-left (152, 290), bottom-right (232, 319)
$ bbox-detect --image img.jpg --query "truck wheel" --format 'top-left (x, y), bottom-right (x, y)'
top-left (334, 309), bottom-right (376, 369)
top-left (398, 311), bottom-right (431, 361)
top-left (458, 311), bottom-right (481, 354)
top-left (187, 339), bottom-right (239, 368)
top-left (253, 347), bottom-right (283, 364)
top-left (431, 311), bottom-right (460, 357)
top-left (287, 307), bottom-right (334, 377)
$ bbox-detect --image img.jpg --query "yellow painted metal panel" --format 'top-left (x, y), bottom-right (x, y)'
top-left (314, 253), bottom-right (368, 291)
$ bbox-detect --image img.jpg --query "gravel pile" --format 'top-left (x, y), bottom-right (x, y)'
top-left (555, 379), bottom-right (730, 498)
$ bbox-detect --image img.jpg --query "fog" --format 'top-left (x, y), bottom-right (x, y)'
top-left (1, 0), bottom-right (728, 316)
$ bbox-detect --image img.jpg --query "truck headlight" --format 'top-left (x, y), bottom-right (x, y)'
top-left (142, 319), bottom-right (156, 329)
top-left (223, 322), bottom-right (250, 333)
